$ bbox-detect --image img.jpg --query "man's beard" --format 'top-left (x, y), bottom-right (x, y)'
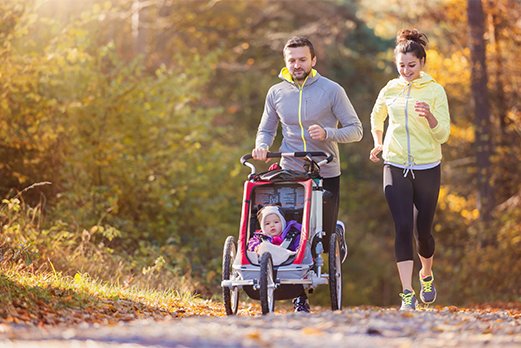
top-left (291, 67), bottom-right (311, 82)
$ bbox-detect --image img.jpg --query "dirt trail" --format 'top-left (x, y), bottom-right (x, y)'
top-left (1, 305), bottom-right (520, 347)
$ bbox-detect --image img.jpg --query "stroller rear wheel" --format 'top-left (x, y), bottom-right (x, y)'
top-left (222, 236), bottom-right (239, 315)
top-left (329, 232), bottom-right (343, 311)
top-left (260, 252), bottom-right (275, 315)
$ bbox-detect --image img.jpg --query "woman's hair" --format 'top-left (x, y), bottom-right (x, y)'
top-left (394, 29), bottom-right (429, 64)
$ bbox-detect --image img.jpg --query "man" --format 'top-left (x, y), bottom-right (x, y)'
top-left (252, 36), bottom-right (363, 312)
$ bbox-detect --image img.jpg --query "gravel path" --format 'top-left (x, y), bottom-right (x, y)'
top-left (1, 306), bottom-right (520, 348)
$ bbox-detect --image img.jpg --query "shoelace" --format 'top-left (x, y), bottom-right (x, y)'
top-left (400, 292), bottom-right (414, 305)
top-left (421, 278), bottom-right (433, 292)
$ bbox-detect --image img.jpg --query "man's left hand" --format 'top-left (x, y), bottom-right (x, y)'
top-left (308, 125), bottom-right (326, 141)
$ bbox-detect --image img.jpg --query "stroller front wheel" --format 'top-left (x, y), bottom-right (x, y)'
top-left (259, 252), bottom-right (275, 315)
top-left (222, 236), bottom-right (239, 315)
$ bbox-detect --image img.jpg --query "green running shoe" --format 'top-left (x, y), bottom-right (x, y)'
top-left (399, 289), bottom-right (417, 310)
top-left (419, 270), bottom-right (437, 304)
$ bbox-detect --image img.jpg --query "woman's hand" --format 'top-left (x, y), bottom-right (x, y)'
top-left (369, 145), bottom-right (383, 162)
top-left (415, 101), bottom-right (438, 128)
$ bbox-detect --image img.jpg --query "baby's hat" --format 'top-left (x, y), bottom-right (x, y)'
top-left (258, 204), bottom-right (287, 234)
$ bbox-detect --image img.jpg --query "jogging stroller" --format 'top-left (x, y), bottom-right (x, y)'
top-left (221, 152), bottom-right (343, 315)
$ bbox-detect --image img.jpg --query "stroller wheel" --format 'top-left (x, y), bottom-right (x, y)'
top-left (329, 233), bottom-right (343, 311)
top-left (222, 236), bottom-right (239, 315)
top-left (259, 252), bottom-right (275, 315)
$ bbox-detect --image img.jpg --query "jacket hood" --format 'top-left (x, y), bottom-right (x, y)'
top-left (279, 67), bottom-right (319, 86)
top-left (397, 72), bottom-right (436, 87)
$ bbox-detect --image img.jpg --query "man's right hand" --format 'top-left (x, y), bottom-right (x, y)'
top-left (252, 147), bottom-right (270, 162)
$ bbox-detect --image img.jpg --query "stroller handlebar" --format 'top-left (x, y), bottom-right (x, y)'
top-left (240, 152), bottom-right (333, 176)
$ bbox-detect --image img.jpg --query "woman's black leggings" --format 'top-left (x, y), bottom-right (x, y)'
top-left (383, 164), bottom-right (440, 262)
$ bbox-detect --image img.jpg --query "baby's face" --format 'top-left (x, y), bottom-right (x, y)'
top-left (263, 213), bottom-right (283, 237)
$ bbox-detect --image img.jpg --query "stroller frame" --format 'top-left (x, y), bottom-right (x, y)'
top-left (221, 152), bottom-right (343, 315)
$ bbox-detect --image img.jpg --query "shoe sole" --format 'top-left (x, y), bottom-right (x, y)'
top-left (420, 293), bottom-right (437, 304)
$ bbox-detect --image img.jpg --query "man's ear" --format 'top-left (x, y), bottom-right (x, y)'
top-left (312, 56), bottom-right (317, 67)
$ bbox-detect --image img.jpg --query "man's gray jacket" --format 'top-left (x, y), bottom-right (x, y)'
top-left (256, 68), bottom-right (363, 178)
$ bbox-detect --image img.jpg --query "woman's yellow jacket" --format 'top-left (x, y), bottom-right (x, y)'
top-left (370, 72), bottom-right (450, 166)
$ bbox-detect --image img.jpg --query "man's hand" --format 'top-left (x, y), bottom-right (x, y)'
top-left (308, 124), bottom-right (326, 141)
top-left (252, 147), bottom-right (270, 162)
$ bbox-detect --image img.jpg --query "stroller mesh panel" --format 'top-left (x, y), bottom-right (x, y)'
top-left (248, 183), bottom-right (306, 242)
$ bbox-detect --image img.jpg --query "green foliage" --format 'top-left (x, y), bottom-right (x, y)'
top-left (0, 0), bottom-right (247, 295)
top-left (0, 197), bottom-right (41, 268)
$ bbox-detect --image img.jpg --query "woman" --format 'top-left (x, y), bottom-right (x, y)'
top-left (369, 29), bottom-right (450, 310)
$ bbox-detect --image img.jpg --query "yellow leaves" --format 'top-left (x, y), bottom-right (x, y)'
top-left (26, 92), bottom-right (41, 102)
top-left (67, 48), bottom-right (79, 63)
top-left (438, 187), bottom-right (479, 222)
top-left (426, 49), bottom-right (470, 89)
top-left (74, 273), bottom-right (82, 282)
top-left (92, 4), bottom-right (101, 14)
top-left (246, 330), bottom-right (260, 338)
top-left (450, 124), bottom-right (475, 143)
top-left (0, 99), bottom-right (8, 111)
top-left (12, 171), bottom-right (28, 184)
top-left (302, 327), bottom-right (324, 336)
top-left (511, 235), bottom-right (521, 247)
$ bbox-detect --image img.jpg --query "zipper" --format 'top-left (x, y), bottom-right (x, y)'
top-left (297, 76), bottom-right (309, 151)
top-left (403, 82), bottom-right (416, 178)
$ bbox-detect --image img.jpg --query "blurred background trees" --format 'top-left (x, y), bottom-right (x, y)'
top-left (1, 0), bottom-right (520, 306)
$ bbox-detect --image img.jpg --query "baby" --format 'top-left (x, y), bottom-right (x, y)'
top-left (247, 204), bottom-right (301, 253)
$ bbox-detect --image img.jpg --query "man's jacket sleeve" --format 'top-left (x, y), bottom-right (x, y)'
top-left (324, 85), bottom-right (363, 143)
top-left (255, 87), bottom-right (279, 149)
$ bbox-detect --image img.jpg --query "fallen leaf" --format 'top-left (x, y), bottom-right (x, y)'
top-left (302, 327), bottom-right (324, 336)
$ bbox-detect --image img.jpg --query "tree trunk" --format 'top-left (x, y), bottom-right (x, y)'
top-left (467, 0), bottom-right (494, 224)
top-left (132, 0), bottom-right (148, 55)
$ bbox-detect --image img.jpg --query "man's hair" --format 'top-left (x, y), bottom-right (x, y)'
top-left (283, 36), bottom-right (315, 60)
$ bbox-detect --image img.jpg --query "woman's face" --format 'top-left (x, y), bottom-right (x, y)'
top-left (396, 52), bottom-right (424, 82)
top-left (263, 213), bottom-right (283, 237)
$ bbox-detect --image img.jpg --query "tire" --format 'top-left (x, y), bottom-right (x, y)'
top-left (329, 232), bottom-right (343, 311)
top-left (259, 252), bottom-right (275, 315)
top-left (222, 236), bottom-right (239, 315)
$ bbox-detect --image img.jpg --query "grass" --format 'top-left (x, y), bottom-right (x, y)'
top-left (0, 265), bottom-right (238, 326)
top-left (0, 194), bottom-right (265, 325)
